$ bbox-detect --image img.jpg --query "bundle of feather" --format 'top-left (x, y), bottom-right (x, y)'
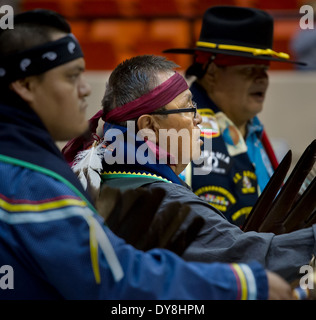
top-left (71, 140), bottom-right (105, 201)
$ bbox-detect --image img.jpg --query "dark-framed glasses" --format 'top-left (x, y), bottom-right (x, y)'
top-left (150, 106), bottom-right (197, 119)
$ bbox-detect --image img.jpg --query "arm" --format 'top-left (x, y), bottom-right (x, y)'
top-left (145, 182), bottom-right (316, 283)
top-left (3, 203), bottom-right (268, 300)
top-left (0, 163), bottom-right (269, 300)
top-left (0, 163), bottom-right (292, 300)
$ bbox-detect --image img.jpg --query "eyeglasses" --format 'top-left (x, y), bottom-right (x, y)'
top-left (150, 106), bottom-right (197, 119)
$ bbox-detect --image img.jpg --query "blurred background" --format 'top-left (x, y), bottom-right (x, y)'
top-left (2, 0), bottom-right (316, 165)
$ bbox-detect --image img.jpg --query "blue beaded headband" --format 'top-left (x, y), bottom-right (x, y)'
top-left (0, 34), bottom-right (83, 83)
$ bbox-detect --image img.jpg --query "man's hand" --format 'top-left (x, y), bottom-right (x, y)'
top-left (266, 271), bottom-right (294, 300)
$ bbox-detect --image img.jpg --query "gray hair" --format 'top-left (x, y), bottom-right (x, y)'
top-left (101, 55), bottom-right (179, 126)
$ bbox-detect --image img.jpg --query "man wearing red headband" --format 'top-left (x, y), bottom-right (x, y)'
top-left (1, 9), bottom-right (294, 301)
top-left (164, 6), bottom-right (306, 227)
top-left (64, 53), bottom-right (316, 296)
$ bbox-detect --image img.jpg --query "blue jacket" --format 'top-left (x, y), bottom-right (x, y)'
top-left (0, 102), bottom-right (267, 300)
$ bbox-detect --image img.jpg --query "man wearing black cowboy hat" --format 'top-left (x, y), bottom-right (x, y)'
top-left (1, 8), bottom-right (296, 301)
top-left (164, 5), bottom-right (306, 227)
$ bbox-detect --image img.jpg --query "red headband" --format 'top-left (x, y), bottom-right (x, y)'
top-left (104, 72), bottom-right (189, 122)
top-left (195, 51), bottom-right (270, 66)
top-left (62, 72), bottom-right (188, 164)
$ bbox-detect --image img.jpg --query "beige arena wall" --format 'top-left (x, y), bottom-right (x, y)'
top-left (58, 70), bottom-right (316, 169)
top-left (260, 70), bottom-right (316, 167)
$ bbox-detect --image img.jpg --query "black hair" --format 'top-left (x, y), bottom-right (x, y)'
top-left (0, 9), bottom-right (70, 57)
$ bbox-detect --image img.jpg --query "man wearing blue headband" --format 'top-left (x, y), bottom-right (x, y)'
top-left (0, 9), bottom-right (292, 300)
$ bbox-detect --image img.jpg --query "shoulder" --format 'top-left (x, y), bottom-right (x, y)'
top-left (146, 181), bottom-right (226, 218)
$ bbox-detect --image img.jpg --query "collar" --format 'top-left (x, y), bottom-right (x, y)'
top-left (246, 116), bottom-right (264, 140)
top-left (190, 81), bottom-right (220, 112)
top-left (102, 122), bottom-right (184, 185)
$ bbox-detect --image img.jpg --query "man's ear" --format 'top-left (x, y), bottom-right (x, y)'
top-left (137, 114), bottom-right (159, 131)
top-left (197, 62), bottom-right (218, 90)
top-left (205, 62), bottom-right (218, 83)
top-left (137, 114), bottom-right (161, 142)
top-left (9, 77), bottom-right (35, 103)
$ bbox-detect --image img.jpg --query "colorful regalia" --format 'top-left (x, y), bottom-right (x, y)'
top-left (0, 101), bottom-right (268, 300)
top-left (183, 82), bottom-right (278, 227)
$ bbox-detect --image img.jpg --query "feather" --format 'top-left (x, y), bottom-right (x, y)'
top-left (72, 141), bottom-right (104, 196)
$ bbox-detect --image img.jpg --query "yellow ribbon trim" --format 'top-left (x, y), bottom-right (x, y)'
top-left (0, 197), bottom-right (86, 212)
top-left (85, 215), bottom-right (101, 284)
top-left (196, 41), bottom-right (290, 59)
top-left (232, 206), bottom-right (252, 222)
top-left (101, 171), bottom-right (172, 183)
top-left (194, 185), bottom-right (236, 204)
top-left (232, 263), bottom-right (248, 300)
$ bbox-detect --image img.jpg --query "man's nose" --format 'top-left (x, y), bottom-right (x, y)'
top-left (195, 111), bottom-right (202, 125)
top-left (79, 76), bottom-right (91, 97)
top-left (254, 66), bottom-right (269, 79)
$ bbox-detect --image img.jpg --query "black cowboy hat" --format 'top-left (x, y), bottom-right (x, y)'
top-left (164, 6), bottom-right (305, 66)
